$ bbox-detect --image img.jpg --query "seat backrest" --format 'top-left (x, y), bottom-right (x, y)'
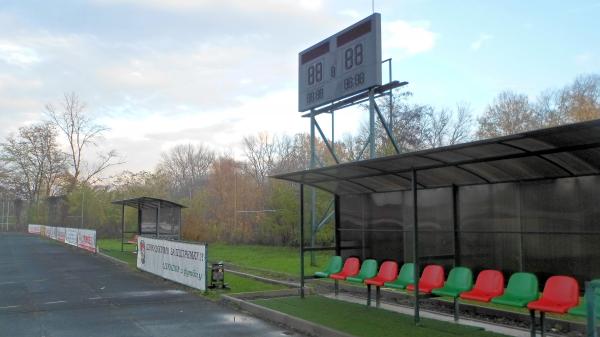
top-left (541, 275), bottom-right (579, 306)
top-left (376, 261), bottom-right (398, 281)
top-left (357, 259), bottom-right (378, 279)
top-left (325, 256), bottom-right (343, 274)
top-left (420, 265), bottom-right (445, 287)
top-left (474, 270), bottom-right (504, 294)
top-left (398, 263), bottom-right (415, 283)
top-left (505, 272), bottom-right (538, 299)
top-left (341, 257), bottom-right (360, 275)
top-left (445, 266), bottom-right (473, 291)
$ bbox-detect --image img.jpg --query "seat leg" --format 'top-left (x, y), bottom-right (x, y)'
top-left (376, 286), bottom-right (380, 308)
top-left (453, 297), bottom-right (459, 322)
top-left (334, 280), bottom-right (339, 296)
top-left (529, 310), bottom-right (536, 337)
top-left (367, 284), bottom-right (371, 307)
top-left (540, 311), bottom-right (545, 337)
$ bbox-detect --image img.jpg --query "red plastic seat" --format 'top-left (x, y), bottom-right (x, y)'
top-left (460, 270), bottom-right (504, 302)
top-left (329, 257), bottom-right (360, 280)
top-left (406, 265), bottom-right (445, 294)
top-left (527, 276), bottom-right (579, 314)
top-left (365, 261), bottom-right (398, 287)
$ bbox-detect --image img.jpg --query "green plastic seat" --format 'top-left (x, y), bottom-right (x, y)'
top-left (568, 280), bottom-right (600, 317)
top-left (491, 272), bottom-right (539, 307)
top-left (314, 256), bottom-right (343, 278)
top-left (432, 266), bottom-right (473, 297)
top-left (346, 259), bottom-right (378, 283)
top-left (384, 263), bottom-right (415, 290)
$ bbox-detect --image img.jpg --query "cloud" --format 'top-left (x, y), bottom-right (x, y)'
top-left (93, 0), bottom-right (324, 14)
top-left (383, 20), bottom-right (437, 56)
top-left (0, 40), bottom-right (40, 67)
top-left (470, 33), bottom-right (493, 51)
top-left (339, 9), bottom-right (361, 20)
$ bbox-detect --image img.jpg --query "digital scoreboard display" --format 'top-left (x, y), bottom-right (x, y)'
top-left (298, 13), bottom-right (382, 112)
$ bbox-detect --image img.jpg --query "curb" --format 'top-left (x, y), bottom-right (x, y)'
top-left (226, 269), bottom-right (299, 288)
top-left (96, 249), bottom-right (130, 266)
top-left (222, 294), bottom-right (355, 337)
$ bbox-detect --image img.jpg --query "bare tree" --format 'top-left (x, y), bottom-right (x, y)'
top-left (1, 122), bottom-right (66, 201)
top-left (46, 92), bottom-right (120, 186)
top-left (532, 89), bottom-right (570, 128)
top-left (243, 132), bottom-right (277, 185)
top-left (157, 143), bottom-right (215, 198)
top-left (557, 74), bottom-right (600, 122)
top-left (477, 91), bottom-right (536, 139)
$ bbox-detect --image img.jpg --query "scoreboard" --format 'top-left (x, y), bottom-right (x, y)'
top-left (298, 13), bottom-right (382, 112)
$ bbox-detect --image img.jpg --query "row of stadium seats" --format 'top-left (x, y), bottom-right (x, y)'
top-left (315, 256), bottom-right (599, 319)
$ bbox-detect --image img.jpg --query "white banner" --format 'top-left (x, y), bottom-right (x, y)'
top-left (28, 224), bottom-right (41, 234)
top-left (49, 226), bottom-right (57, 240)
top-left (45, 226), bottom-right (53, 238)
top-left (56, 227), bottom-right (66, 242)
top-left (137, 237), bottom-right (206, 290)
top-left (65, 228), bottom-right (78, 246)
top-left (77, 229), bottom-right (96, 252)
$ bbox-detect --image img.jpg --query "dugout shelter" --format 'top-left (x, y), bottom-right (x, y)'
top-left (112, 196), bottom-right (186, 252)
top-left (273, 119), bottom-right (600, 296)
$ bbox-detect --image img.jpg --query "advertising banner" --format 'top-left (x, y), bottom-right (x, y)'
top-left (49, 226), bottom-right (57, 240)
top-left (77, 229), bottom-right (96, 252)
top-left (137, 237), bottom-right (206, 290)
top-left (57, 227), bottom-right (66, 242)
top-left (28, 224), bottom-right (41, 234)
top-left (65, 228), bottom-right (78, 246)
top-left (45, 226), bottom-right (53, 238)
top-left (40, 225), bottom-right (45, 236)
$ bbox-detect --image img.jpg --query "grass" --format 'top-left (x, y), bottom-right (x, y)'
top-left (98, 238), bottom-right (138, 267)
top-left (436, 295), bottom-right (587, 323)
top-left (201, 273), bottom-right (287, 301)
top-left (254, 295), bottom-right (509, 337)
top-left (208, 242), bottom-right (332, 278)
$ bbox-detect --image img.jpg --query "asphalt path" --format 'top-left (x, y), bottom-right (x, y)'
top-left (0, 233), bottom-right (298, 337)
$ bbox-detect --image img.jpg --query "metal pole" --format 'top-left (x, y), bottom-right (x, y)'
top-left (334, 195), bottom-right (341, 256)
top-left (178, 208), bottom-right (182, 240)
top-left (585, 282), bottom-right (598, 337)
top-left (412, 169), bottom-right (420, 323)
top-left (1, 199), bottom-right (5, 232)
top-left (530, 310), bottom-right (536, 337)
top-left (369, 88), bottom-right (376, 159)
top-left (156, 203), bottom-right (161, 239)
top-left (453, 185), bottom-right (460, 267)
top-left (540, 311), bottom-right (545, 337)
top-left (300, 184), bottom-right (305, 299)
top-left (121, 204), bottom-right (125, 252)
top-left (310, 111), bottom-right (317, 266)
top-left (388, 59), bottom-right (393, 126)
top-left (331, 109), bottom-right (335, 164)
top-left (81, 189), bottom-right (84, 228)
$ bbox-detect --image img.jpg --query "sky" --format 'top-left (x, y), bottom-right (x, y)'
top-left (0, 0), bottom-right (598, 173)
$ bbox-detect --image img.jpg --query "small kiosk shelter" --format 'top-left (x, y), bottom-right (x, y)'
top-left (112, 197), bottom-right (186, 252)
top-left (273, 119), bottom-right (600, 321)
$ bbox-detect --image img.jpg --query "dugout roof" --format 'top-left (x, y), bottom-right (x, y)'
top-left (111, 196), bottom-right (187, 209)
top-left (273, 119), bottom-right (600, 194)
